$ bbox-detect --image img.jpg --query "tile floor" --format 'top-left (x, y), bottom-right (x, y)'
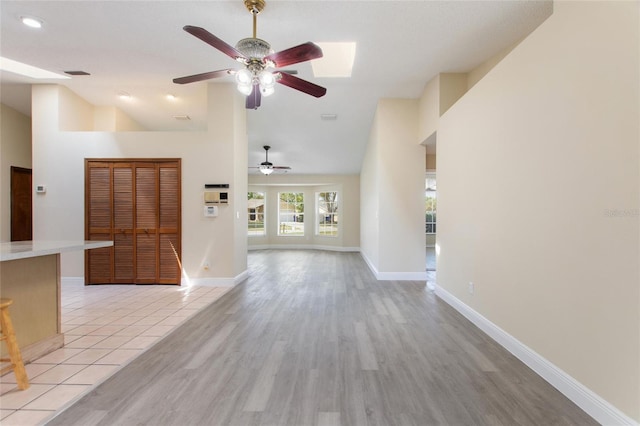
top-left (0, 281), bottom-right (232, 425)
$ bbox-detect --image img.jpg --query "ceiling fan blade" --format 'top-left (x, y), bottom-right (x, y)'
top-left (173, 69), bottom-right (233, 85)
top-left (265, 42), bottom-right (323, 67)
top-left (277, 72), bottom-right (327, 98)
top-left (272, 166), bottom-right (291, 170)
top-left (246, 85), bottom-right (262, 110)
top-left (183, 25), bottom-right (246, 61)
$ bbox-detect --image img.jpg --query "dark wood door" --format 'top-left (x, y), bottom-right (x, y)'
top-left (85, 160), bottom-right (181, 285)
top-left (11, 167), bottom-right (32, 241)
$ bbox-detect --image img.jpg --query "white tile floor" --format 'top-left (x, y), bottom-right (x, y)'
top-left (0, 281), bottom-right (232, 425)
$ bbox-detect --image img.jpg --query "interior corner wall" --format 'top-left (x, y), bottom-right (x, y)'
top-left (0, 104), bottom-right (32, 242)
top-left (437, 1), bottom-right (639, 422)
top-left (31, 83), bottom-right (248, 282)
top-left (361, 99), bottom-right (426, 280)
top-left (360, 113), bottom-right (381, 270)
top-left (418, 75), bottom-right (440, 143)
top-left (232, 91), bottom-right (248, 278)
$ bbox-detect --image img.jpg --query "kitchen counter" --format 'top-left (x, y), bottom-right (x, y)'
top-left (0, 240), bottom-right (113, 362)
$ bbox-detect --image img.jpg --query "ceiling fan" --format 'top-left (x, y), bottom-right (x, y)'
top-left (250, 145), bottom-right (291, 175)
top-left (173, 0), bottom-right (327, 110)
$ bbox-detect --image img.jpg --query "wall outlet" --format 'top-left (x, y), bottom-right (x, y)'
top-left (468, 282), bottom-right (474, 294)
top-left (203, 261), bottom-right (210, 270)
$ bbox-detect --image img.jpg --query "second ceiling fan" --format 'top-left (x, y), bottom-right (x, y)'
top-left (173, 0), bottom-right (327, 109)
top-left (250, 145), bottom-right (291, 175)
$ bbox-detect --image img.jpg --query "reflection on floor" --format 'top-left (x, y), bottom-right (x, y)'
top-left (0, 282), bottom-right (231, 426)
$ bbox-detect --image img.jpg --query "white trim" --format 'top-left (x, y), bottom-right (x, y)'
top-left (61, 277), bottom-right (85, 286)
top-left (434, 284), bottom-right (638, 426)
top-left (359, 252), bottom-right (427, 281)
top-left (187, 269), bottom-right (247, 287)
top-left (248, 244), bottom-right (360, 252)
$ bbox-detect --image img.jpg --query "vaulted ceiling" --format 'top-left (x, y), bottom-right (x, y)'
top-left (0, 0), bottom-right (552, 175)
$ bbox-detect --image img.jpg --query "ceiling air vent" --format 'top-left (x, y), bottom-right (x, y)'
top-left (321, 114), bottom-right (337, 121)
top-left (64, 70), bottom-right (90, 76)
top-left (173, 115), bottom-right (191, 121)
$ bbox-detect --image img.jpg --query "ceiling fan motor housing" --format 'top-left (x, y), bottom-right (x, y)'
top-left (235, 38), bottom-right (274, 62)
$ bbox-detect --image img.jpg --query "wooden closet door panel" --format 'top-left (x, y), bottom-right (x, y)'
top-left (87, 233), bottom-right (112, 283)
top-left (136, 166), bottom-right (158, 230)
top-left (113, 165), bottom-right (135, 283)
top-left (136, 233), bottom-right (157, 283)
top-left (87, 164), bottom-right (113, 284)
top-left (88, 166), bottom-right (112, 231)
top-left (135, 164), bottom-right (158, 283)
top-left (159, 234), bottom-right (179, 284)
top-left (158, 164), bottom-right (181, 284)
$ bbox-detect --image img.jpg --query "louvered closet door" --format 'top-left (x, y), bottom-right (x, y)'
top-left (113, 164), bottom-right (135, 283)
top-left (158, 164), bottom-right (181, 284)
top-left (135, 164), bottom-right (159, 284)
top-left (86, 159), bottom-right (181, 285)
top-left (86, 163), bottom-right (113, 284)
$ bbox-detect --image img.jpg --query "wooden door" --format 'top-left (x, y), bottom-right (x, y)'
top-left (10, 167), bottom-right (32, 241)
top-left (85, 160), bottom-right (181, 285)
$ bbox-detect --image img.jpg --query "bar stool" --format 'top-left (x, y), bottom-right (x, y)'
top-left (0, 298), bottom-right (29, 390)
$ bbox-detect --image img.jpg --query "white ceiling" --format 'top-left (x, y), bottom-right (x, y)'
top-left (0, 0), bottom-right (552, 175)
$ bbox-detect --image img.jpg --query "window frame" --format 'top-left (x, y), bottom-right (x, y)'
top-left (425, 173), bottom-right (436, 235)
top-left (277, 192), bottom-right (305, 237)
top-left (315, 191), bottom-right (339, 237)
top-left (247, 191), bottom-right (266, 237)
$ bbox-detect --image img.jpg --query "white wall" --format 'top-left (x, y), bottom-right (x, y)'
top-left (0, 104), bottom-right (32, 242)
top-left (248, 174), bottom-right (360, 251)
top-left (361, 99), bottom-right (426, 280)
top-left (31, 83), bottom-right (248, 282)
top-left (437, 1), bottom-right (639, 422)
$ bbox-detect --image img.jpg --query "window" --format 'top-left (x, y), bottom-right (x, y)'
top-left (247, 192), bottom-right (265, 236)
top-left (316, 191), bottom-right (339, 237)
top-left (278, 192), bottom-right (304, 236)
top-left (425, 175), bottom-right (436, 234)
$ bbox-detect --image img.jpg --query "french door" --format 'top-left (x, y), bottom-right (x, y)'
top-left (85, 159), bottom-right (181, 285)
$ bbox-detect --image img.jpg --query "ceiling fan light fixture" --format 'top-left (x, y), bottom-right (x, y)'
top-left (259, 164), bottom-right (274, 175)
top-left (235, 68), bottom-right (252, 85)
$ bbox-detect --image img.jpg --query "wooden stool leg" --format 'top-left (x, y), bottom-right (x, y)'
top-left (0, 307), bottom-right (29, 390)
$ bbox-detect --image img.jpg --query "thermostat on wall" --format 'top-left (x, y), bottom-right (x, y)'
top-left (204, 205), bottom-right (218, 217)
top-left (35, 185), bottom-right (46, 194)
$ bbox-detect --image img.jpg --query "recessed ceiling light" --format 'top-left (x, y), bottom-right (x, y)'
top-left (166, 94), bottom-right (177, 101)
top-left (312, 42), bottom-right (356, 78)
top-left (0, 56), bottom-right (69, 79)
top-left (118, 91), bottom-right (131, 100)
top-left (20, 16), bottom-right (43, 29)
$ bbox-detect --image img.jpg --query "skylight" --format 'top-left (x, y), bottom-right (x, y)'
top-left (311, 42), bottom-right (356, 78)
top-left (0, 57), bottom-right (70, 80)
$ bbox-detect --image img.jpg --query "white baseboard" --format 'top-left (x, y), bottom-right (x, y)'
top-left (434, 284), bottom-right (638, 426)
top-left (359, 252), bottom-right (427, 281)
top-left (61, 277), bottom-right (85, 286)
top-left (248, 244), bottom-right (360, 252)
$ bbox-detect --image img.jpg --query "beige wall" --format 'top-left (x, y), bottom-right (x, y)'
top-left (437, 1), bottom-right (639, 421)
top-left (0, 104), bottom-right (32, 242)
top-left (31, 83), bottom-right (248, 282)
top-left (248, 174), bottom-right (360, 250)
top-left (361, 99), bottom-right (426, 279)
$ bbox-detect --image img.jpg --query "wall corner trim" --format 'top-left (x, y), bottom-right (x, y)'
top-left (359, 253), bottom-right (427, 282)
top-left (434, 284), bottom-right (639, 426)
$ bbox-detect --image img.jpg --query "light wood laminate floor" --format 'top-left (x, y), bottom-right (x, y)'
top-left (48, 250), bottom-right (597, 426)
